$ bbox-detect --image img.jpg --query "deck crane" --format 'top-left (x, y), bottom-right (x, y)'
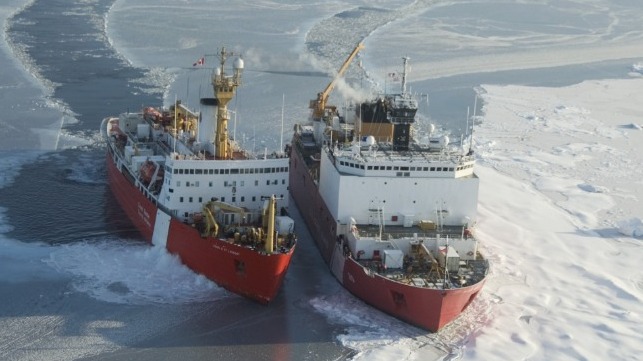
top-left (309, 42), bottom-right (364, 120)
top-left (201, 200), bottom-right (247, 238)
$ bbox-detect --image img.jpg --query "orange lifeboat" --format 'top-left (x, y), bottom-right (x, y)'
top-left (144, 107), bottom-right (162, 122)
top-left (139, 160), bottom-right (156, 185)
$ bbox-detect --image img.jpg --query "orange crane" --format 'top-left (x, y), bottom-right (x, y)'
top-left (309, 42), bottom-right (364, 120)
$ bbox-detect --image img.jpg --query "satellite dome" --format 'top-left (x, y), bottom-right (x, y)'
top-left (233, 57), bottom-right (244, 70)
top-left (365, 135), bottom-right (376, 146)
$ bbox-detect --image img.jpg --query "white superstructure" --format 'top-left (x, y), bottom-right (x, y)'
top-left (319, 137), bottom-right (478, 229)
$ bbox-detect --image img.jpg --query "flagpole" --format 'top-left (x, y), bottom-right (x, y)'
top-left (280, 93), bottom-right (284, 153)
top-left (173, 94), bottom-right (177, 154)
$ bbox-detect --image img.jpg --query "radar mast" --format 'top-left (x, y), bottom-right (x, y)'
top-left (212, 47), bottom-right (244, 159)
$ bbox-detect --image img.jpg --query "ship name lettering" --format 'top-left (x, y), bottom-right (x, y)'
top-left (212, 243), bottom-right (240, 256)
top-left (137, 203), bottom-right (152, 228)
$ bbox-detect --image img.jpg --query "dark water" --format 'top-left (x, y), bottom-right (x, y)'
top-left (4, 0), bottom-right (158, 243)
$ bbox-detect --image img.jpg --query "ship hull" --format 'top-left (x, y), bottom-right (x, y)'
top-left (289, 142), bottom-right (484, 331)
top-left (340, 254), bottom-right (485, 331)
top-left (107, 151), bottom-right (294, 303)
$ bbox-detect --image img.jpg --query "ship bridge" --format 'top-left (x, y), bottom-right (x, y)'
top-left (327, 140), bottom-right (475, 179)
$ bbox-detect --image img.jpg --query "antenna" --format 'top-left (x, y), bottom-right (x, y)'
top-left (280, 93), bottom-right (285, 153)
top-left (186, 72), bottom-right (191, 107)
top-left (401, 56), bottom-right (409, 94)
top-left (233, 110), bottom-right (237, 141)
top-left (173, 94), bottom-right (177, 154)
top-left (469, 95), bottom-right (477, 154)
top-left (465, 106), bottom-right (470, 153)
top-left (444, 235), bottom-right (449, 288)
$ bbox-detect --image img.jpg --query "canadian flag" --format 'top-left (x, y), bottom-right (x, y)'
top-left (193, 57), bottom-right (205, 66)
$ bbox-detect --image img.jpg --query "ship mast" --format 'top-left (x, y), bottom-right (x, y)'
top-left (212, 47), bottom-right (244, 160)
top-left (401, 56), bottom-right (409, 95)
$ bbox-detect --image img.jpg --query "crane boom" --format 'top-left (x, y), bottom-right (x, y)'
top-left (310, 42), bottom-right (364, 119)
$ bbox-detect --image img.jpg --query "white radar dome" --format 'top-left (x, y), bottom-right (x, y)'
top-left (215, 67), bottom-right (221, 76)
top-left (428, 124), bottom-right (436, 134)
top-left (365, 135), bottom-right (376, 146)
top-left (440, 135), bottom-right (450, 147)
top-left (233, 57), bottom-right (244, 70)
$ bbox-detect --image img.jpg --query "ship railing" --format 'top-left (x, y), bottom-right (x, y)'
top-left (356, 230), bottom-right (471, 242)
top-left (331, 143), bottom-right (473, 165)
top-left (156, 139), bottom-right (172, 155)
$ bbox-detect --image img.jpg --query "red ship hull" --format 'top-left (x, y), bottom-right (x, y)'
top-left (341, 257), bottom-right (485, 331)
top-left (289, 144), bottom-right (484, 331)
top-left (107, 152), bottom-right (294, 303)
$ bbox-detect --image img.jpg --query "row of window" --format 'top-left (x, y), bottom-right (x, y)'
top-left (178, 194), bottom-right (284, 203)
top-left (339, 161), bottom-right (474, 173)
top-left (169, 166), bottom-right (288, 175)
top-left (173, 179), bottom-right (286, 188)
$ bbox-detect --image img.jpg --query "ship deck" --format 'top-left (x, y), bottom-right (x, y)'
top-left (356, 255), bottom-right (488, 290)
top-left (352, 224), bottom-right (488, 289)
